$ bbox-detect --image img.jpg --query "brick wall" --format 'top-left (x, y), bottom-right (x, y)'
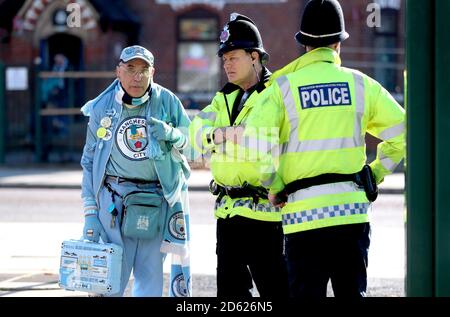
top-left (124, 0), bottom-right (303, 88)
top-left (0, 0), bottom-right (405, 162)
top-left (0, 0), bottom-right (405, 95)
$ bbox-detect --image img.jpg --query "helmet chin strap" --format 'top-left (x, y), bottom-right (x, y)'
top-left (253, 63), bottom-right (260, 83)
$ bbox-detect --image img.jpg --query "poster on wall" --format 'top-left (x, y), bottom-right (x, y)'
top-left (6, 67), bottom-right (28, 91)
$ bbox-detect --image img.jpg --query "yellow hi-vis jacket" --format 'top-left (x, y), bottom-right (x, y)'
top-left (189, 62), bottom-right (306, 221)
top-left (244, 47), bottom-right (406, 233)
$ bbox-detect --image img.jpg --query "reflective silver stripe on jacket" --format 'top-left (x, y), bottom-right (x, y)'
top-left (282, 202), bottom-right (370, 226)
top-left (287, 181), bottom-right (364, 203)
top-left (195, 126), bottom-right (209, 149)
top-left (379, 122), bottom-right (405, 140)
top-left (277, 73), bottom-right (366, 154)
top-left (238, 135), bottom-right (281, 169)
top-left (276, 76), bottom-right (299, 154)
top-left (215, 196), bottom-right (281, 213)
top-left (379, 152), bottom-right (399, 172)
top-left (197, 111), bottom-right (217, 122)
top-left (240, 133), bottom-right (277, 152)
top-left (262, 171), bottom-right (278, 188)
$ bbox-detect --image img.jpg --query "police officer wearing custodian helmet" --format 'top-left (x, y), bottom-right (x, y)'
top-left (190, 13), bottom-right (290, 297)
top-left (245, 0), bottom-right (405, 297)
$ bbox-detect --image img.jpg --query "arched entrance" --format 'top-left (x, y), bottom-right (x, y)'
top-left (41, 32), bottom-right (85, 109)
top-left (44, 33), bottom-right (83, 71)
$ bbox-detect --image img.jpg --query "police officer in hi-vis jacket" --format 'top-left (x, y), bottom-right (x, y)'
top-left (189, 13), bottom-right (290, 297)
top-left (244, 0), bottom-right (405, 297)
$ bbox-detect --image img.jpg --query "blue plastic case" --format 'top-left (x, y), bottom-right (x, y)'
top-left (59, 240), bottom-right (123, 295)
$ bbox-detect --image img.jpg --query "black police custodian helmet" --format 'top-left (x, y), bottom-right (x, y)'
top-left (295, 0), bottom-right (349, 47)
top-left (218, 12), bottom-right (269, 63)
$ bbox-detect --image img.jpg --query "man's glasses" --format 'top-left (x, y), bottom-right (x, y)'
top-left (120, 65), bottom-right (151, 78)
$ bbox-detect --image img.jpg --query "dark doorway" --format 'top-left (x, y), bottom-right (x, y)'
top-left (38, 33), bottom-right (85, 163)
top-left (40, 33), bottom-right (85, 108)
top-left (46, 33), bottom-right (83, 70)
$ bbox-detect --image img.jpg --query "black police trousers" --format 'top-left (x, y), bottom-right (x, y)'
top-left (285, 222), bottom-right (371, 298)
top-left (216, 215), bottom-right (289, 297)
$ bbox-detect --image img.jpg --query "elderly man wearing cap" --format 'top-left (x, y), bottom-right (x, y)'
top-left (80, 45), bottom-right (192, 297)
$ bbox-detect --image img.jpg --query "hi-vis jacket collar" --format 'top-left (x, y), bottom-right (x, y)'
top-left (301, 47), bottom-right (342, 67)
top-left (268, 47), bottom-right (341, 86)
top-left (220, 66), bottom-right (272, 94)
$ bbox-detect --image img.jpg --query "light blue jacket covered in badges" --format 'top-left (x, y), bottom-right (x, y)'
top-left (80, 79), bottom-right (191, 209)
top-left (80, 79), bottom-right (193, 296)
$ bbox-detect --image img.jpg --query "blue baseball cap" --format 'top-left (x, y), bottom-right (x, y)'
top-left (119, 45), bottom-right (154, 66)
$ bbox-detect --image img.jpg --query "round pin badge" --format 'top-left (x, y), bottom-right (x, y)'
top-left (100, 117), bottom-right (112, 128)
top-left (103, 129), bottom-right (112, 141)
top-left (96, 127), bottom-right (107, 138)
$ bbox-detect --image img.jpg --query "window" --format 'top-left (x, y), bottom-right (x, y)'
top-left (374, 9), bottom-right (398, 36)
top-left (180, 18), bottom-right (217, 41)
top-left (373, 8), bottom-right (400, 93)
top-left (177, 43), bottom-right (219, 93)
top-left (374, 37), bottom-right (397, 92)
top-left (177, 11), bottom-right (220, 102)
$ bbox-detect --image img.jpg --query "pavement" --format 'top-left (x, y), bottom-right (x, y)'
top-left (0, 165), bottom-right (405, 297)
top-left (0, 166), bottom-right (405, 194)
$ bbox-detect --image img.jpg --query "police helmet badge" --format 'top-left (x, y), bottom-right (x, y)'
top-left (220, 25), bottom-right (230, 43)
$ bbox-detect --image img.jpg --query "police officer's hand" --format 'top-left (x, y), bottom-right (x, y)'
top-left (214, 126), bottom-right (245, 145)
top-left (149, 117), bottom-right (182, 142)
top-left (212, 127), bottom-right (226, 144)
top-left (269, 193), bottom-right (286, 208)
top-left (83, 213), bottom-right (109, 243)
top-left (224, 125), bottom-right (245, 144)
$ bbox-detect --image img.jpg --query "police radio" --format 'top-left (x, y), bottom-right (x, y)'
top-left (356, 165), bottom-right (378, 202)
